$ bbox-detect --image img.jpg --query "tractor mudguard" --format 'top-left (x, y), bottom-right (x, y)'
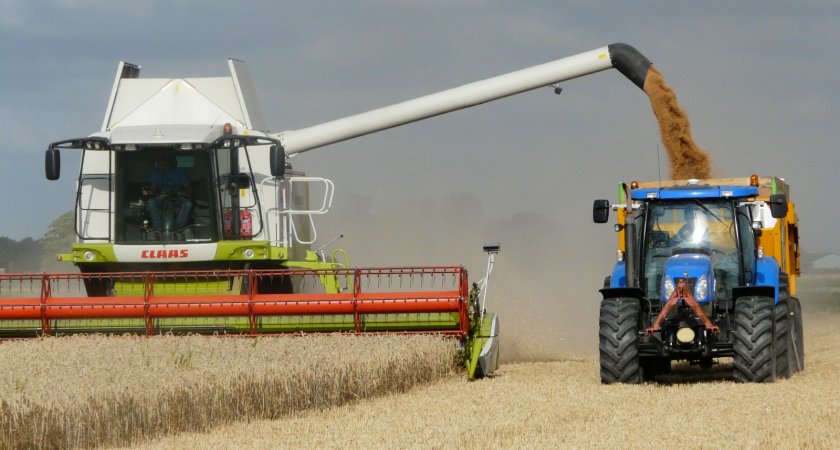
top-left (754, 257), bottom-right (781, 303)
top-left (609, 261), bottom-right (626, 288)
top-left (599, 287), bottom-right (645, 301)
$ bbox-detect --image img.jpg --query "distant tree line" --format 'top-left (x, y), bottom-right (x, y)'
top-left (0, 211), bottom-right (74, 272)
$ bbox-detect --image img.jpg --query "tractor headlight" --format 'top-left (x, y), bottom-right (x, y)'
top-left (695, 274), bottom-right (709, 301)
top-left (662, 274), bottom-right (675, 300)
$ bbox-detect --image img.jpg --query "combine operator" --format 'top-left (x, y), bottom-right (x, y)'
top-left (143, 154), bottom-right (193, 237)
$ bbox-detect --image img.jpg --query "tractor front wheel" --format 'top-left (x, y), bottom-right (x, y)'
top-left (599, 297), bottom-right (642, 384)
top-left (733, 296), bottom-right (776, 383)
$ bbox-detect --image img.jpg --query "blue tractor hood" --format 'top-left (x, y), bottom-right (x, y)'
top-left (661, 252), bottom-right (714, 303)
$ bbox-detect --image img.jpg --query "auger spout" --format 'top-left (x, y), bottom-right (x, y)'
top-left (607, 43), bottom-right (652, 90)
top-left (275, 43), bottom-right (654, 155)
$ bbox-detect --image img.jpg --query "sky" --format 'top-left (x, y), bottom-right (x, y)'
top-left (2, 1), bottom-right (838, 251)
top-left (1, 0), bottom-right (838, 356)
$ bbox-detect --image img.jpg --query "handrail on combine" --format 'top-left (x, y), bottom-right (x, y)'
top-left (261, 176), bottom-right (334, 248)
top-left (0, 267), bottom-right (469, 338)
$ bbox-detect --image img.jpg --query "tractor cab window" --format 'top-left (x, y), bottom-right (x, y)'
top-left (642, 200), bottom-right (739, 300)
top-left (115, 150), bottom-right (217, 244)
top-left (736, 204), bottom-right (757, 286)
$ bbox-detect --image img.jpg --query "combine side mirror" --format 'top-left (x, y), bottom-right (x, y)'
top-left (769, 194), bottom-right (788, 219)
top-left (593, 199), bottom-right (610, 223)
top-left (45, 148), bottom-right (60, 180)
top-left (269, 144), bottom-right (286, 178)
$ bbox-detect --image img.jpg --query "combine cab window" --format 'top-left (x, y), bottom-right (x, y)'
top-left (115, 150), bottom-right (218, 244)
top-left (215, 147), bottom-right (260, 240)
top-left (641, 200), bottom-right (739, 300)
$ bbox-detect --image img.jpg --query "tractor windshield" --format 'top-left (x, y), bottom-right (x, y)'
top-left (641, 200), bottom-right (740, 300)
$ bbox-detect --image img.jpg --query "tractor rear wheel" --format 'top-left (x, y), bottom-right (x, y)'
top-left (790, 297), bottom-right (805, 373)
top-left (599, 297), bottom-right (642, 384)
top-left (733, 296), bottom-right (776, 383)
top-left (774, 299), bottom-right (792, 378)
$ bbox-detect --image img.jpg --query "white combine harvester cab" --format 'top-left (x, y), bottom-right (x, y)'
top-left (46, 60), bottom-right (333, 268)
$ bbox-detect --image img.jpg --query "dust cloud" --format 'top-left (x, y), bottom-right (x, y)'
top-left (319, 192), bottom-right (604, 362)
top-left (309, 65), bottom-right (715, 363)
top-left (643, 66), bottom-right (711, 179)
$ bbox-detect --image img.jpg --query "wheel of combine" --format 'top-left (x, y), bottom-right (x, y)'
top-left (790, 297), bottom-right (805, 373)
top-left (599, 297), bottom-right (642, 384)
top-left (733, 296), bottom-right (776, 383)
top-left (774, 299), bottom-right (792, 379)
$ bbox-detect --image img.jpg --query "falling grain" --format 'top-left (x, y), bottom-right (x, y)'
top-left (643, 66), bottom-right (711, 179)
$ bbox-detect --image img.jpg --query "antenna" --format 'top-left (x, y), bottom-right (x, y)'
top-left (656, 143), bottom-right (662, 189)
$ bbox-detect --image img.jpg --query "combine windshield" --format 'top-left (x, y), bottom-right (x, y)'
top-left (115, 150), bottom-right (219, 244)
top-left (113, 146), bottom-right (261, 244)
top-left (641, 200), bottom-right (741, 300)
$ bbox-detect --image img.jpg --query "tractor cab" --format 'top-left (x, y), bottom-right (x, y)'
top-left (637, 197), bottom-right (754, 304)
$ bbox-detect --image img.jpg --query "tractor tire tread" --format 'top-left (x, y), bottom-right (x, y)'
top-left (774, 300), bottom-right (791, 379)
top-left (599, 297), bottom-right (642, 384)
top-left (733, 296), bottom-right (776, 383)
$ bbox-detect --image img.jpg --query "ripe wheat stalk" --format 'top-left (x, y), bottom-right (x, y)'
top-left (0, 334), bottom-right (457, 449)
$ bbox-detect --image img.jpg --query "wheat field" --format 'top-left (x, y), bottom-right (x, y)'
top-left (0, 334), bottom-right (457, 449)
top-left (2, 314), bottom-right (838, 449)
top-left (128, 313), bottom-right (840, 450)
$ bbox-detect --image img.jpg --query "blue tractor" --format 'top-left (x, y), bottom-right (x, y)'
top-left (593, 177), bottom-right (804, 383)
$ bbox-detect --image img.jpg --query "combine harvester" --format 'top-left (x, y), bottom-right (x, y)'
top-left (3, 43), bottom-right (656, 379)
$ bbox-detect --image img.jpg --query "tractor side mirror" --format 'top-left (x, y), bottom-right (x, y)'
top-left (593, 199), bottom-right (610, 223)
top-left (269, 144), bottom-right (286, 178)
top-left (231, 173), bottom-right (251, 189)
top-left (45, 148), bottom-right (60, 180)
top-left (769, 194), bottom-right (788, 219)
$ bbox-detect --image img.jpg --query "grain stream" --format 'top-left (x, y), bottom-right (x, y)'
top-left (644, 66), bottom-right (711, 179)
